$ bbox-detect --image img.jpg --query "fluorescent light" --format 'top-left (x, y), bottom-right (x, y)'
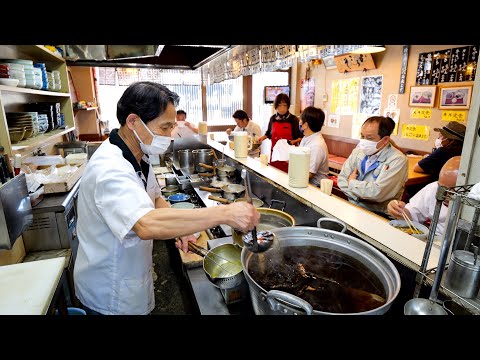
top-left (350, 45), bottom-right (386, 54)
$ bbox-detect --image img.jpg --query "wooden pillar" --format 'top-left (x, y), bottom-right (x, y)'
top-left (243, 75), bottom-right (253, 116)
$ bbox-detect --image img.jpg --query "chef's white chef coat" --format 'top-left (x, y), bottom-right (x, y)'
top-left (74, 138), bottom-right (161, 315)
top-left (406, 181), bottom-right (447, 237)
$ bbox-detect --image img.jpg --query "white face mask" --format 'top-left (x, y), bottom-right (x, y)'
top-left (133, 120), bottom-right (172, 155)
top-left (358, 139), bottom-right (380, 156)
top-left (434, 138), bottom-right (443, 149)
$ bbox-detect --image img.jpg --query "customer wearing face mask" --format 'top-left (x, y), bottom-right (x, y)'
top-left (413, 121), bottom-right (465, 182)
top-left (74, 82), bottom-right (260, 315)
top-left (337, 116), bottom-right (408, 216)
top-left (298, 106), bottom-right (329, 186)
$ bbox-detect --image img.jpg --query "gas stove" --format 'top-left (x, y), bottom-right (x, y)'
top-left (183, 187), bottom-right (227, 239)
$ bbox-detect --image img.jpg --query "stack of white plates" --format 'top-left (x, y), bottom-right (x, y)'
top-left (32, 67), bottom-right (43, 89)
top-left (0, 61), bottom-right (26, 87)
top-left (46, 71), bottom-right (54, 91)
top-left (51, 70), bottom-right (61, 91)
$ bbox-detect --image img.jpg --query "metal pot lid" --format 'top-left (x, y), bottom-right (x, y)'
top-left (451, 250), bottom-right (480, 271)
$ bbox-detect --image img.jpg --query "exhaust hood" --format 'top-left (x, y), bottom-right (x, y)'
top-left (66, 45), bottom-right (233, 69)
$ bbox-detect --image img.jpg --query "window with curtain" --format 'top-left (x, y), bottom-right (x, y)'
top-left (96, 67), bottom-right (202, 129)
top-left (206, 76), bottom-right (243, 125)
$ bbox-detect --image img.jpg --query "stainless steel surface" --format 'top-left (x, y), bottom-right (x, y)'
top-left (22, 179), bottom-right (80, 258)
top-left (317, 217), bottom-right (347, 233)
top-left (0, 174), bottom-right (33, 249)
top-left (193, 149), bottom-right (214, 173)
top-left (445, 250), bottom-right (480, 298)
top-left (404, 298), bottom-right (447, 315)
top-left (241, 226), bottom-right (401, 315)
top-left (178, 149), bottom-right (194, 171)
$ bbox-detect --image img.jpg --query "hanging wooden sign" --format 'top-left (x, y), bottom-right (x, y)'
top-left (334, 53), bottom-right (376, 73)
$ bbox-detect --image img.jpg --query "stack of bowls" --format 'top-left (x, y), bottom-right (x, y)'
top-left (34, 63), bottom-right (48, 90)
top-left (0, 61), bottom-right (26, 87)
top-left (6, 113), bottom-right (35, 139)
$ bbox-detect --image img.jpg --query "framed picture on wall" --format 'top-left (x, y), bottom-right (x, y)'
top-left (438, 85), bottom-right (473, 110)
top-left (408, 85), bottom-right (436, 107)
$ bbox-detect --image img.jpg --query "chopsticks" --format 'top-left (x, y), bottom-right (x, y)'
top-left (395, 200), bottom-right (421, 234)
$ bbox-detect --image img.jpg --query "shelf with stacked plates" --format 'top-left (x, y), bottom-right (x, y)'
top-left (414, 184), bottom-right (480, 315)
top-left (0, 45), bottom-right (75, 158)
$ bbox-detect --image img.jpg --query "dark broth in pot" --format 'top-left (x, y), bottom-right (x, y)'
top-left (248, 246), bottom-right (387, 313)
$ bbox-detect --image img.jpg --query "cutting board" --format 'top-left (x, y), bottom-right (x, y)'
top-left (178, 231), bottom-right (209, 269)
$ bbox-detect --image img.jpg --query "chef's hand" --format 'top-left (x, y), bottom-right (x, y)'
top-left (348, 168), bottom-right (358, 183)
top-left (226, 202), bottom-right (260, 232)
top-left (226, 128), bottom-right (232, 135)
top-left (185, 121), bottom-right (194, 129)
top-left (175, 234), bottom-right (197, 253)
top-left (387, 200), bottom-right (406, 219)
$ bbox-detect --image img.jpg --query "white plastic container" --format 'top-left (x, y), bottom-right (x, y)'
top-left (65, 153), bottom-right (87, 165)
top-left (288, 146), bottom-right (310, 188)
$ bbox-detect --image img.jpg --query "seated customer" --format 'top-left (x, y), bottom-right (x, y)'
top-left (171, 110), bottom-right (198, 138)
top-left (298, 106), bottom-right (329, 186)
top-left (337, 116), bottom-right (408, 216)
top-left (387, 156), bottom-right (461, 237)
top-left (413, 121), bottom-right (465, 182)
top-left (226, 110), bottom-right (262, 157)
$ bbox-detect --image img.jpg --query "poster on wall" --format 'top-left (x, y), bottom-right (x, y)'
top-left (383, 108), bottom-right (400, 135)
top-left (387, 94), bottom-right (398, 109)
top-left (351, 113), bottom-right (369, 140)
top-left (330, 78), bottom-right (360, 115)
top-left (401, 124), bottom-right (430, 141)
top-left (359, 75), bottom-right (383, 115)
top-left (300, 78), bottom-right (315, 112)
top-left (327, 114), bottom-right (340, 128)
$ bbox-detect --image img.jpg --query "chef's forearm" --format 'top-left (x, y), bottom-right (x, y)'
top-left (133, 206), bottom-right (232, 240)
top-left (155, 197), bottom-right (170, 209)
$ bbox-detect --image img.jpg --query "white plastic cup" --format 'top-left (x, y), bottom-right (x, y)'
top-left (320, 179), bottom-right (334, 195)
top-left (288, 147), bottom-right (310, 188)
top-left (233, 132), bottom-right (252, 158)
top-left (198, 121), bottom-right (208, 135)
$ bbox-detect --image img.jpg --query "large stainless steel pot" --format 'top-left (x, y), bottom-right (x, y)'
top-left (192, 149), bottom-right (214, 173)
top-left (178, 149), bottom-right (194, 171)
top-left (232, 207), bottom-right (295, 247)
top-left (241, 226), bottom-right (401, 315)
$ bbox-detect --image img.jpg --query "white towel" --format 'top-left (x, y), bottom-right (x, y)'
top-left (468, 182), bottom-right (480, 200)
top-left (271, 139), bottom-right (294, 162)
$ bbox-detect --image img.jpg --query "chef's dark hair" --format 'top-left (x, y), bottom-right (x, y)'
top-left (232, 110), bottom-right (249, 121)
top-left (300, 106), bottom-right (325, 132)
top-left (363, 116), bottom-right (396, 138)
top-left (177, 109), bottom-right (187, 116)
top-left (117, 81), bottom-right (180, 126)
top-left (274, 93), bottom-right (290, 109)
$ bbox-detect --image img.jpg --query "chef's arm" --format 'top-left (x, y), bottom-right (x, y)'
top-left (155, 196), bottom-right (170, 209)
top-left (133, 202), bottom-right (259, 240)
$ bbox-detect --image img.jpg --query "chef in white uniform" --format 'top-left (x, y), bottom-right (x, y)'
top-left (74, 82), bottom-right (260, 315)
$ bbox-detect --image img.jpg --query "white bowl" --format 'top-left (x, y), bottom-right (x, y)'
top-left (0, 78), bottom-right (19, 87)
top-left (388, 219), bottom-right (429, 240)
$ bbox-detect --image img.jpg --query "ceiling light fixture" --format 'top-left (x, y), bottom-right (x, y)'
top-left (350, 45), bottom-right (386, 54)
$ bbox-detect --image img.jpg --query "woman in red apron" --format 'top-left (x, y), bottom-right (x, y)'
top-left (258, 93), bottom-right (303, 173)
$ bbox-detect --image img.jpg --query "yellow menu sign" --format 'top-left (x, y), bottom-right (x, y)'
top-left (402, 124), bottom-right (430, 140)
top-left (410, 108), bottom-right (432, 119)
top-left (441, 110), bottom-right (467, 122)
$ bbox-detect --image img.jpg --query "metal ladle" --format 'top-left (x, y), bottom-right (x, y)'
top-left (404, 192), bottom-right (462, 315)
top-left (240, 168), bottom-right (275, 253)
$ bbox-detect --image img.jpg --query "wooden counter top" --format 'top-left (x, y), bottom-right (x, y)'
top-left (207, 137), bottom-right (440, 271)
top-left (406, 156), bottom-right (432, 186)
top-left (0, 257), bottom-right (65, 314)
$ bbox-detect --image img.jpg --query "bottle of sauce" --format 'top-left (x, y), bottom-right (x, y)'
top-left (14, 153), bottom-right (22, 176)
